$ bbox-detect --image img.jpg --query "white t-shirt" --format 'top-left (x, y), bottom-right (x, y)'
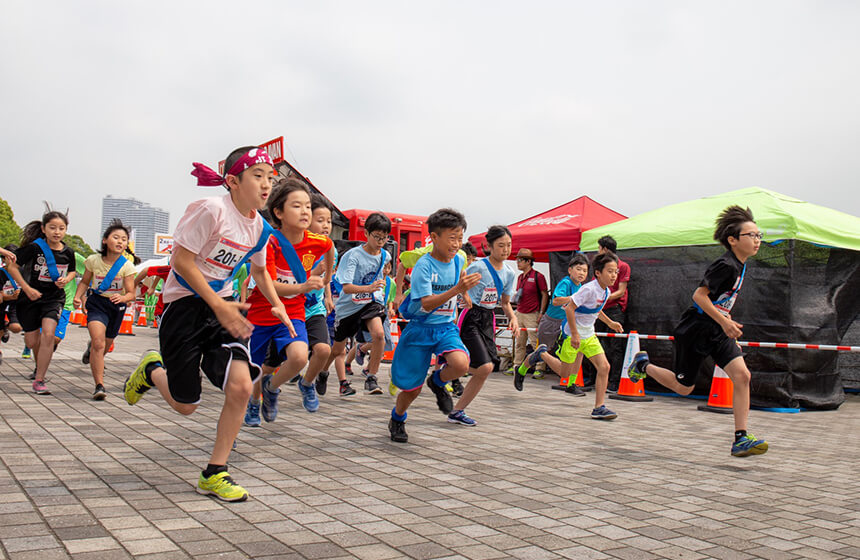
top-left (162, 194), bottom-right (267, 303)
top-left (563, 279), bottom-right (610, 339)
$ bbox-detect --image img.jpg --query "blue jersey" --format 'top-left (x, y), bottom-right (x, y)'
top-left (334, 245), bottom-right (390, 319)
top-left (306, 246), bottom-right (338, 318)
top-left (465, 259), bottom-right (516, 309)
top-left (404, 253), bottom-right (465, 325)
top-left (546, 276), bottom-right (581, 320)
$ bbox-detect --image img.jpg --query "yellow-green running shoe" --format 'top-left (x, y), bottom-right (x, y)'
top-left (124, 350), bottom-right (161, 405)
top-left (196, 471), bottom-right (248, 502)
top-left (388, 380), bottom-right (399, 396)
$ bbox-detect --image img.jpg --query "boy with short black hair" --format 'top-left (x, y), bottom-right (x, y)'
top-left (388, 208), bottom-right (481, 443)
top-left (628, 205), bottom-right (768, 457)
top-left (327, 212), bottom-right (392, 394)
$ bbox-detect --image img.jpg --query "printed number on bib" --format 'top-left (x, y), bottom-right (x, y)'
top-left (38, 263), bottom-right (68, 282)
top-left (275, 266), bottom-right (299, 299)
top-left (434, 297), bottom-right (456, 317)
top-left (480, 286), bottom-right (498, 306)
top-left (715, 294), bottom-right (738, 317)
top-left (95, 274), bottom-right (123, 294)
top-left (203, 237), bottom-right (251, 280)
top-left (353, 292), bottom-right (374, 304)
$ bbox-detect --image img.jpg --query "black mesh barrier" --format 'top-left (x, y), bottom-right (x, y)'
top-left (549, 241), bottom-right (859, 409)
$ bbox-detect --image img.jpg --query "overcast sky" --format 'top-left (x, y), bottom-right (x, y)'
top-left (2, 1), bottom-right (858, 247)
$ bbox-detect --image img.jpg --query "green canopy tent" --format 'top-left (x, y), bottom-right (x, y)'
top-left (552, 187), bottom-right (859, 410)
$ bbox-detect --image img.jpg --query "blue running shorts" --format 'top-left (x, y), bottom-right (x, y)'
top-left (391, 321), bottom-right (468, 391)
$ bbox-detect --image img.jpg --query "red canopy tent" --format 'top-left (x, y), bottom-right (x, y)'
top-left (468, 196), bottom-right (626, 262)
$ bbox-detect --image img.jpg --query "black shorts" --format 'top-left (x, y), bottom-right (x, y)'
top-left (333, 302), bottom-right (386, 343)
top-left (1, 302), bottom-right (19, 329)
top-left (85, 290), bottom-right (126, 339)
top-left (306, 314), bottom-right (330, 348)
top-left (672, 317), bottom-right (744, 387)
top-left (159, 296), bottom-right (261, 405)
top-left (16, 293), bottom-right (65, 333)
top-left (263, 339), bottom-right (285, 368)
top-left (460, 306), bottom-right (499, 370)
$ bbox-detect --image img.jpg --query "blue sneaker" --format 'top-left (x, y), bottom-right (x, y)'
top-left (244, 399), bottom-right (262, 427)
top-left (298, 381), bottom-right (319, 413)
top-left (591, 405), bottom-right (618, 420)
top-left (731, 433), bottom-right (768, 457)
top-left (447, 409), bottom-right (477, 427)
top-left (22, 347), bottom-right (31, 359)
top-left (260, 375), bottom-right (280, 423)
top-left (628, 351), bottom-right (649, 382)
top-left (528, 344), bottom-right (548, 368)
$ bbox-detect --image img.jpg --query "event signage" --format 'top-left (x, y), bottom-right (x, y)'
top-left (154, 234), bottom-right (174, 256)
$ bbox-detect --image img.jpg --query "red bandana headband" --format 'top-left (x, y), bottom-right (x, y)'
top-left (190, 147), bottom-right (274, 187)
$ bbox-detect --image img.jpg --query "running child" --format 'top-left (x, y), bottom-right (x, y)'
top-left (524, 253), bottom-right (589, 394)
top-left (74, 220), bottom-right (140, 400)
top-left (248, 178), bottom-right (334, 422)
top-left (1, 246), bottom-right (23, 365)
top-left (6, 210), bottom-right (77, 395)
top-left (388, 208), bottom-right (481, 443)
top-left (627, 205), bottom-right (769, 457)
top-left (326, 212), bottom-right (392, 395)
top-left (123, 146), bottom-right (289, 502)
top-left (452, 226), bottom-right (519, 426)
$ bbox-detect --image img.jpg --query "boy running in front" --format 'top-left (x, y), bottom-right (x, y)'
top-left (388, 208), bottom-right (481, 443)
top-left (123, 146), bottom-right (289, 502)
top-left (627, 205), bottom-right (769, 457)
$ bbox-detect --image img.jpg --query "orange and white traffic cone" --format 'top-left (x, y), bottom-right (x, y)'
top-left (609, 332), bottom-right (653, 402)
top-left (118, 306), bottom-right (135, 336)
top-left (551, 365), bottom-right (586, 392)
top-left (697, 366), bottom-right (734, 414)
top-left (382, 318), bottom-right (399, 364)
top-left (136, 311), bottom-right (148, 327)
top-left (70, 308), bottom-right (85, 326)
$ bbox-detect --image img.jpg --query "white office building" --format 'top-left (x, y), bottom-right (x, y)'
top-left (101, 196), bottom-right (169, 260)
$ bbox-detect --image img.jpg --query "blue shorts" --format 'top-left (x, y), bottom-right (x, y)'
top-left (54, 309), bottom-right (71, 340)
top-left (85, 292), bottom-right (127, 339)
top-left (391, 321), bottom-right (468, 391)
top-left (249, 319), bottom-right (308, 366)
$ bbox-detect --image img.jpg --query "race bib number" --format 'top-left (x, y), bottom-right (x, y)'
top-left (275, 266), bottom-right (299, 299)
top-left (38, 263), bottom-right (68, 282)
top-left (479, 286), bottom-right (498, 306)
top-left (94, 274), bottom-right (123, 294)
top-left (433, 296), bottom-right (457, 317)
top-left (714, 294), bottom-right (738, 317)
top-left (352, 291), bottom-right (374, 304)
top-left (2, 283), bottom-right (15, 296)
top-left (202, 237), bottom-right (251, 280)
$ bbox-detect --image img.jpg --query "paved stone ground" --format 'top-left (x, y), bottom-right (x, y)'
top-left (0, 326), bottom-right (858, 560)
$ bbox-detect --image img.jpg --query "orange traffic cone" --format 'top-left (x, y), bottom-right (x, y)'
top-left (151, 315), bottom-right (158, 328)
top-left (609, 332), bottom-right (653, 402)
top-left (70, 308), bottom-right (85, 325)
top-left (697, 366), bottom-right (733, 414)
top-left (382, 318), bottom-right (399, 364)
top-left (137, 312), bottom-right (148, 327)
top-left (551, 364), bottom-right (585, 392)
top-left (118, 306), bottom-right (135, 336)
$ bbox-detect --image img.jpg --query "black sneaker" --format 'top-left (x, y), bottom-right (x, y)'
top-left (389, 418), bottom-right (408, 443)
top-left (345, 364), bottom-right (355, 376)
top-left (565, 384), bottom-right (586, 397)
top-left (316, 371), bottom-right (329, 396)
top-left (93, 384), bottom-right (106, 401)
top-left (513, 368), bottom-right (526, 392)
top-left (426, 373), bottom-right (453, 414)
top-left (1, 332), bottom-right (9, 343)
top-left (29, 366), bottom-right (37, 380)
top-left (451, 378), bottom-right (464, 397)
top-left (288, 374), bottom-right (301, 384)
top-left (82, 342), bottom-right (92, 365)
top-left (365, 375), bottom-right (383, 395)
top-left (340, 381), bottom-right (356, 396)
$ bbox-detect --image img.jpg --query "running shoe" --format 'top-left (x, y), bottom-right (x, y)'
top-left (426, 373), bottom-right (453, 414)
top-left (29, 366), bottom-right (37, 380)
top-left (21, 346), bottom-right (31, 359)
top-left (731, 434), bottom-right (769, 457)
top-left (93, 384), bottom-right (106, 401)
top-left (388, 380), bottom-right (399, 396)
top-left (503, 366), bottom-right (515, 376)
top-left (532, 370), bottom-right (545, 380)
top-left (288, 374), bottom-right (301, 384)
top-left (345, 364), bottom-right (355, 376)
top-left (261, 374), bottom-right (280, 422)
top-left (316, 371), bottom-right (329, 395)
top-left (1, 332), bottom-right (8, 343)
top-left (447, 409), bottom-right (477, 426)
top-left (124, 350), bottom-right (161, 405)
top-left (514, 367), bottom-right (527, 392)
top-left (451, 378), bottom-right (464, 397)
top-left (565, 384), bottom-right (586, 397)
top-left (355, 345), bottom-right (366, 366)
top-left (365, 375), bottom-right (383, 395)
top-left (627, 351), bottom-right (650, 382)
top-left (244, 399), bottom-right (262, 427)
top-left (340, 381), bottom-right (356, 396)
top-left (389, 418), bottom-right (408, 443)
top-left (82, 341), bottom-right (91, 365)
top-left (196, 471), bottom-right (248, 502)
top-left (32, 380), bottom-right (50, 395)
top-left (298, 381), bottom-right (320, 413)
top-left (590, 405), bottom-right (618, 420)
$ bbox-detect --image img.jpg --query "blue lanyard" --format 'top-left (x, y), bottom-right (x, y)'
top-left (94, 256), bottom-right (128, 294)
top-left (33, 238), bottom-right (60, 281)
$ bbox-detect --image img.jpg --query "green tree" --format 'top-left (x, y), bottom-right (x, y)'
top-left (0, 197), bottom-right (22, 248)
top-left (65, 233), bottom-right (95, 257)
